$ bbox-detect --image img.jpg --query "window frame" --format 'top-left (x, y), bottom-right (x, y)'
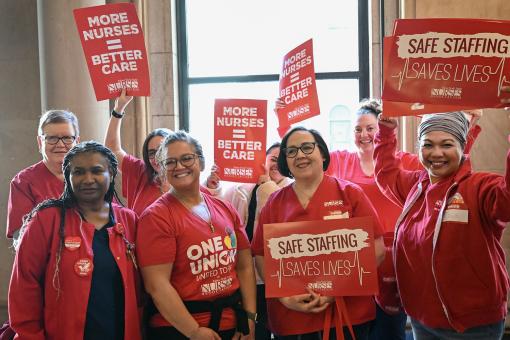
top-left (175, 0), bottom-right (370, 131)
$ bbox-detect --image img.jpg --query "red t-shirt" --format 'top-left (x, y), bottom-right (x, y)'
top-left (7, 161), bottom-right (64, 238)
top-left (137, 193), bottom-right (250, 330)
top-left (251, 175), bottom-right (383, 336)
top-left (121, 154), bottom-right (161, 217)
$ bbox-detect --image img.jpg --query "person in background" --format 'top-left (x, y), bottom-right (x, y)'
top-left (252, 126), bottom-right (385, 339)
top-left (9, 141), bottom-right (141, 340)
top-left (104, 89), bottom-right (172, 216)
top-left (137, 131), bottom-right (256, 340)
top-left (374, 110), bottom-right (510, 339)
top-left (7, 110), bottom-right (80, 240)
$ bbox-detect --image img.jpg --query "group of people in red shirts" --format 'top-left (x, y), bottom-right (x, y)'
top-left (5, 88), bottom-right (510, 340)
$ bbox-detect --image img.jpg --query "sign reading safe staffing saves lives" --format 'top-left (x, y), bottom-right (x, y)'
top-left (277, 39), bottom-right (320, 130)
top-left (214, 99), bottom-right (267, 184)
top-left (263, 217), bottom-right (378, 298)
top-left (383, 18), bottom-right (510, 117)
top-left (73, 3), bottom-right (150, 101)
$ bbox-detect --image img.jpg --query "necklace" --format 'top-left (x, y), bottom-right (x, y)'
top-left (171, 191), bottom-right (215, 233)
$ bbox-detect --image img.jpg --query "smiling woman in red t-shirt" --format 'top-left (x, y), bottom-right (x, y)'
top-left (137, 130), bottom-right (256, 340)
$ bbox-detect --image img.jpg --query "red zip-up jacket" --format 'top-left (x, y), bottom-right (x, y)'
top-left (9, 204), bottom-right (142, 340)
top-left (374, 123), bottom-right (510, 332)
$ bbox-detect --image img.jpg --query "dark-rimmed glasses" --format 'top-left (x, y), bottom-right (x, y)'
top-left (164, 153), bottom-right (198, 170)
top-left (42, 135), bottom-right (76, 145)
top-left (283, 142), bottom-right (317, 158)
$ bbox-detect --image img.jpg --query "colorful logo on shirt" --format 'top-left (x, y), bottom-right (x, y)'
top-left (224, 228), bottom-right (237, 249)
top-left (64, 236), bottom-right (81, 251)
top-left (186, 235), bottom-right (237, 276)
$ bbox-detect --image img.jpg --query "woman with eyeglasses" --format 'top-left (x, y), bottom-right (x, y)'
top-left (251, 126), bottom-right (385, 340)
top-left (9, 141), bottom-right (141, 340)
top-left (137, 130), bottom-right (256, 340)
top-left (7, 110), bottom-right (80, 240)
top-left (105, 90), bottom-right (215, 216)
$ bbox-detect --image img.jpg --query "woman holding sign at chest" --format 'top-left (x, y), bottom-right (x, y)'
top-left (136, 131), bottom-right (256, 340)
top-left (251, 127), bottom-right (385, 340)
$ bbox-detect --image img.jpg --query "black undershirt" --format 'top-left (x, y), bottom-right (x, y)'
top-left (84, 212), bottom-right (125, 340)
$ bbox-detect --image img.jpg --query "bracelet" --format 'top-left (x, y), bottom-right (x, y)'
top-left (111, 109), bottom-right (124, 119)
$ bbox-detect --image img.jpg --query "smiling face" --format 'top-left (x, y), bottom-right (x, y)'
top-left (38, 122), bottom-right (79, 168)
top-left (163, 141), bottom-right (201, 190)
top-left (354, 114), bottom-right (378, 154)
top-left (265, 146), bottom-right (285, 183)
top-left (419, 130), bottom-right (463, 184)
top-left (286, 130), bottom-right (325, 182)
top-left (69, 152), bottom-right (111, 204)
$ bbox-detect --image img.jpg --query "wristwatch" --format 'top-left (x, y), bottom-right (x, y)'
top-left (111, 109), bottom-right (124, 118)
top-left (246, 311), bottom-right (258, 323)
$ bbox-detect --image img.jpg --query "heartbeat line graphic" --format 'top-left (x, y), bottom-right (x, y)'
top-left (391, 57), bottom-right (510, 95)
top-left (270, 251), bottom-right (371, 288)
top-left (391, 58), bottom-right (409, 91)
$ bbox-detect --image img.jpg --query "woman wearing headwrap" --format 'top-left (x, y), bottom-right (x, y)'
top-left (374, 111), bottom-right (510, 339)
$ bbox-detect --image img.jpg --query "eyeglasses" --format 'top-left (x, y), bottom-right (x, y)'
top-left (283, 142), bottom-right (317, 158)
top-left (164, 153), bottom-right (199, 170)
top-left (42, 135), bottom-right (76, 145)
top-left (148, 150), bottom-right (157, 160)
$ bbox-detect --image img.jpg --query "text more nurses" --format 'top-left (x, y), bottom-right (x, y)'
top-left (9, 141), bottom-right (141, 340)
top-left (252, 127), bottom-right (385, 339)
top-left (136, 131), bottom-right (256, 340)
top-left (7, 110), bottom-right (80, 239)
top-left (374, 111), bottom-right (510, 339)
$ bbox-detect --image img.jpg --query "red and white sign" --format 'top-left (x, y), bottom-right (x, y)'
top-left (277, 39), bottom-right (320, 131)
top-left (73, 3), bottom-right (150, 101)
top-left (214, 99), bottom-right (267, 183)
top-left (263, 217), bottom-right (378, 298)
top-left (383, 18), bottom-right (510, 117)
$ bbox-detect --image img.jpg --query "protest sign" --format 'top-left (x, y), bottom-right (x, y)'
top-left (263, 217), bottom-right (378, 298)
top-left (277, 39), bottom-right (320, 130)
top-left (214, 99), bottom-right (267, 183)
top-left (383, 18), bottom-right (510, 116)
top-left (74, 3), bottom-right (150, 101)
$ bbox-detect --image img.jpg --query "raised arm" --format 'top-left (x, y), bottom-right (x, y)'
top-left (374, 115), bottom-right (422, 206)
top-left (104, 88), bottom-right (133, 170)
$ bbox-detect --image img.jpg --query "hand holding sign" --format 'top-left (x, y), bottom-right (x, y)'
top-left (74, 3), bottom-right (150, 101)
top-left (114, 88), bottom-right (133, 114)
top-left (378, 113), bottom-right (399, 130)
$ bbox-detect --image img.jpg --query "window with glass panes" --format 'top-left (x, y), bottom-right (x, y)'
top-left (176, 0), bottom-right (370, 172)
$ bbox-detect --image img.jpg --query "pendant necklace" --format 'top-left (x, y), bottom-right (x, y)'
top-left (172, 191), bottom-right (215, 233)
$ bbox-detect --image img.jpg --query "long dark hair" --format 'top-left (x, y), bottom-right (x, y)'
top-left (15, 141), bottom-right (121, 295)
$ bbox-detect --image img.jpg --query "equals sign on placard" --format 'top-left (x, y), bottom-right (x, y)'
top-left (232, 129), bottom-right (246, 139)
top-left (106, 39), bottom-right (123, 50)
top-left (290, 72), bottom-right (300, 83)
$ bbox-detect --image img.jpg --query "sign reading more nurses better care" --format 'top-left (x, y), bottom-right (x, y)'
top-left (383, 18), bottom-right (510, 116)
top-left (263, 217), bottom-right (378, 298)
top-left (277, 39), bottom-right (320, 133)
top-left (73, 3), bottom-right (150, 101)
top-left (214, 99), bottom-right (267, 184)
